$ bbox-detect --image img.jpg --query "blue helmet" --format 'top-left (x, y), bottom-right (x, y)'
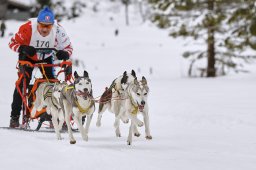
top-left (37, 7), bottom-right (55, 24)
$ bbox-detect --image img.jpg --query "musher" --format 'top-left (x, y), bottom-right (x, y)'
top-left (8, 7), bottom-right (73, 128)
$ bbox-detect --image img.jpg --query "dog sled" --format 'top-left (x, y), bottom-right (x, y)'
top-left (15, 48), bottom-right (72, 131)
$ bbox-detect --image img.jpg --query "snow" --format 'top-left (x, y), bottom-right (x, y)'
top-left (0, 2), bottom-right (256, 170)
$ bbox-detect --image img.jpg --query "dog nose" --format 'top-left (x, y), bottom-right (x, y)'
top-left (141, 101), bottom-right (145, 106)
top-left (84, 88), bottom-right (88, 92)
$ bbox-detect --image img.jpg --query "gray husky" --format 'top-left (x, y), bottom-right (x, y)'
top-left (60, 71), bottom-right (95, 144)
top-left (31, 81), bottom-right (67, 139)
top-left (96, 70), bottom-right (137, 137)
top-left (124, 76), bottom-right (152, 145)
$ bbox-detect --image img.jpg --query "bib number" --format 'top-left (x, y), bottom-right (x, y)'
top-left (36, 40), bottom-right (50, 48)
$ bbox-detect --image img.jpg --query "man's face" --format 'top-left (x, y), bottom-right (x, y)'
top-left (37, 22), bottom-right (53, 37)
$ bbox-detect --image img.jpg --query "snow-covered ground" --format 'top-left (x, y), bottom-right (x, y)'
top-left (0, 2), bottom-right (256, 170)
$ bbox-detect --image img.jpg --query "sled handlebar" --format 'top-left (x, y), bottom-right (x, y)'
top-left (18, 60), bottom-right (72, 68)
top-left (35, 48), bottom-right (58, 52)
top-left (18, 48), bottom-right (72, 68)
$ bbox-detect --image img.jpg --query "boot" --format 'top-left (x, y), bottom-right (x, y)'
top-left (9, 116), bottom-right (20, 128)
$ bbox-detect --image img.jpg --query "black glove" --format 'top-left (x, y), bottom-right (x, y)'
top-left (18, 53), bottom-right (28, 61)
top-left (18, 45), bottom-right (36, 57)
top-left (56, 50), bottom-right (69, 60)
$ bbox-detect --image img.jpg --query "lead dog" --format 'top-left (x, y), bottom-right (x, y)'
top-left (96, 70), bottom-right (137, 137)
top-left (31, 81), bottom-right (67, 139)
top-left (123, 76), bottom-right (152, 145)
top-left (60, 71), bottom-right (95, 144)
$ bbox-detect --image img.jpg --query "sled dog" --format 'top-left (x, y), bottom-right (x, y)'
top-left (31, 81), bottom-right (67, 139)
top-left (96, 70), bottom-right (137, 137)
top-left (60, 71), bottom-right (95, 144)
top-left (123, 76), bottom-right (152, 145)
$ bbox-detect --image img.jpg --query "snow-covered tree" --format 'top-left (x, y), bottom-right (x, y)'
top-left (149, 0), bottom-right (256, 77)
top-left (68, 0), bottom-right (86, 19)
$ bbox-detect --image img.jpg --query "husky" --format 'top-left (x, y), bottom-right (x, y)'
top-left (60, 71), bottom-right (95, 144)
top-left (96, 70), bottom-right (137, 137)
top-left (31, 81), bottom-right (67, 139)
top-left (123, 76), bottom-right (152, 145)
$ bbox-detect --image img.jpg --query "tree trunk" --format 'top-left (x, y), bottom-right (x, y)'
top-left (207, 0), bottom-right (216, 77)
top-left (138, 0), bottom-right (145, 22)
top-left (125, 4), bottom-right (129, 26)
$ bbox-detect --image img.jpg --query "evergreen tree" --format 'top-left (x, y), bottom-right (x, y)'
top-left (69, 1), bottom-right (86, 19)
top-left (122, 0), bottom-right (131, 25)
top-left (37, 0), bottom-right (52, 8)
top-left (149, 0), bottom-right (256, 77)
top-left (52, 1), bottom-right (67, 21)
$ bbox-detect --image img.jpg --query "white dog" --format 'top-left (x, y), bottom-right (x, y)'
top-left (31, 81), bottom-right (67, 139)
top-left (123, 76), bottom-right (152, 145)
top-left (96, 70), bottom-right (137, 137)
top-left (60, 71), bottom-right (95, 144)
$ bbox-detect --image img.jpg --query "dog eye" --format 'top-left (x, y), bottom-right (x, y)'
top-left (79, 83), bottom-right (82, 85)
top-left (144, 93), bottom-right (147, 95)
top-left (136, 93), bottom-right (140, 96)
top-left (86, 82), bottom-right (89, 84)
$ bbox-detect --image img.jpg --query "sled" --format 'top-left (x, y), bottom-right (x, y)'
top-left (15, 48), bottom-right (72, 131)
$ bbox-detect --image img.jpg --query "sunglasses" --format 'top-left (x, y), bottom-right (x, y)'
top-left (38, 22), bottom-right (53, 29)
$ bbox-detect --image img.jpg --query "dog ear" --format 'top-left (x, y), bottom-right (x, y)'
top-left (121, 73), bottom-right (128, 84)
top-left (123, 71), bottom-right (127, 76)
top-left (90, 89), bottom-right (93, 97)
top-left (84, 70), bottom-right (89, 78)
top-left (131, 70), bottom-right (136, 78)
top-left (142, 76), bottom-right (147, 84)
top-left (74, 71), bottom-right (79, 79)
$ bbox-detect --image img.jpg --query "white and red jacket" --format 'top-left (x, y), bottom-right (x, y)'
top-left (9, 18), bottom-right (73, 61)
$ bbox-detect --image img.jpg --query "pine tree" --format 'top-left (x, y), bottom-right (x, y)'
top-left (122, 0), bottom-right (131, 25)
top-left (37, 0), bottom-right (52, 8)
top-left (149, 0), bottom-right (256, 77)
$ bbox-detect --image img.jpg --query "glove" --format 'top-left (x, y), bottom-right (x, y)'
top-left (18, 45), bottom-right (36, 57)
top-left (18, 53), bottom-right (28, 61)
top-left (65, 65), bottom-right (72, 81)
top-left (56, 50), bottom-right (69, 60)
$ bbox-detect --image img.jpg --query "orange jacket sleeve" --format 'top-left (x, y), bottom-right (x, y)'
top-left (9, 21), bottom-right (32, 52)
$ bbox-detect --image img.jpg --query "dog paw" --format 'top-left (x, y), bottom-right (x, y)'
top-left (122, 119), bottom-right (129, 124)
top-left (70, 140), bottom-right (76, 144)
top-left (115, 128), bottom-right (121, 137)
top-left (116, 133), bottom-right (121, 137)
top-left (83, 135), bottom-right (88, 141)
top-left (137, 121), bottom-right (144, 127)
top-left (134, 132), bottom-right (141, 137)
top-left (145, 136), bottom-right (152, 140)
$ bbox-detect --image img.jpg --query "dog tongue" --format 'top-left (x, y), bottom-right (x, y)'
top-left (138, 105), bottom-right (144, 111)
top-left (77, 90), bottom-right (88, 96)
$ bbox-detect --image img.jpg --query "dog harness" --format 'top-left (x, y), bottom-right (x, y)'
top-left (64, 84), bottom-right (94, 114)
top-left (129, 96), bottom-right (139, 115)
top-left (65, 85), bottom-right (74, 92)
top-left (75, 100), bottom-right (95, 114)
top-left (43, 85), bottom-right (59, 110)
